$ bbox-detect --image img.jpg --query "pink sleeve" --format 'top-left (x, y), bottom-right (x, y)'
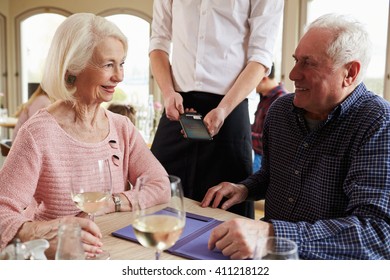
top-left (117, 118), bottom-right (170, 210)
top-left (0, 128), bottom-right (41, 249)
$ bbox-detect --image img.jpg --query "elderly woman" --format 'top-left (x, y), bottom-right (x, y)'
top-left (0, 13), bottom-right (170, 258)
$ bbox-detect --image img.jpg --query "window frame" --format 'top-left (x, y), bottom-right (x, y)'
top-left (0, 13), bottom-right (7, 105)
top-left (98, 8), bottom-right (156, 103)
top-left (15, 7), bottom-right (71, 106)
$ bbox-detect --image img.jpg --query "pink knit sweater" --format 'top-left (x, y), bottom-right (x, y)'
top-left (0, 109), bottom-right (170, 249)
top-left (12, 94), bottom-right (51, 142)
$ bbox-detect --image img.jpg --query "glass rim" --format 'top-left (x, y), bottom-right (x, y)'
top-left (260, 236), bottom-right (298, 255)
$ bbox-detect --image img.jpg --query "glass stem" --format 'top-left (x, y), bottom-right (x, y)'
top-left (89, 213), bottom-right (95, 222)
top-left (155, 250), bottom-right (161, 260)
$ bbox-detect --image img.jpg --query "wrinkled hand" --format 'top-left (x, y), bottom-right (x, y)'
top-left (208, 218), bottom-right (273, 260)
top-left (203, 108), bottom-right (227, 137)
top-left (201, 182), bottom-right (248, 210)
top-left (18, 216), bottom-right (103, 259)
top-left (164, 92), bottom-right (184, 121)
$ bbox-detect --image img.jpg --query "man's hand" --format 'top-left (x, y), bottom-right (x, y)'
top-left (208, 218), bottom-right (274, 259)
top-left (201, 182), bottom-right (248, 210)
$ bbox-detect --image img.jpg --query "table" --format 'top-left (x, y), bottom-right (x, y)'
top-left (95, 198), bottom-right (244, 260)
top-left (0, 117), bottom-right (17, 139)
top-left (0, 117), bottom-right (17, 128)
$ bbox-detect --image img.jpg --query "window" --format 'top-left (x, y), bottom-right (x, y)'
top-left (104, 14), bottom-right (151, 108)
top-left (0, 13), bottom-right (6, 106)
top-left (306, 0), bottom-right (389, 97)
top-left (20, 13), bottom-right (66, 102)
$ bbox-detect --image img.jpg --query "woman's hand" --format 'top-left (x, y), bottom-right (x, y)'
top-left (17, 216), bottom-right (104, 259)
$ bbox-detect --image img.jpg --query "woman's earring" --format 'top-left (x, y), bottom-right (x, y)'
top-left (67, 75), bottom-right (76, 85)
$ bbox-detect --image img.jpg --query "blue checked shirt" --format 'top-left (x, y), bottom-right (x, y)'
top-left (241, 83), bottom-right (390, 259)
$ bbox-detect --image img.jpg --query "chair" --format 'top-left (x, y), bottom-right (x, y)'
top-left (0, 139), bottom-right (11, 156)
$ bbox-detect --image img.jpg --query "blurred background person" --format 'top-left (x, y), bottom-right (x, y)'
top-left (251, 63), bottom-right (287, 173)
top-left (107, 103), bottom-right (137, 125)
top-left (12, 84), bottom-right (51, 142)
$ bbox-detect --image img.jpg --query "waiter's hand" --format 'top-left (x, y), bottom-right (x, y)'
top-left (164, 91), bottom-right (184, 121)
top-left (203, 107), bottom-right (226, 137)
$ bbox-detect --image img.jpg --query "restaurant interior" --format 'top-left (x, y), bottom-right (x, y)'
top-left (0, 0), bottom-right (389, 261)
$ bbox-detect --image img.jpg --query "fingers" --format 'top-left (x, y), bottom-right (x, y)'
top-left (208, 222), bottom-right (228, 250)
top-left (73, 217), bottom-right (104, 255)
top-left (176, 100), bottom-right (184, 115)
top-left (166, 108), bottom-right (180, 121)
top-left (201, 182), bottom-right (241, 210)
top-left (201, 184), bottom-right (223, 208)
top-left (203, 111), bottom-right (224, 137)
top-left (184, 108), bottom-right (197, 113)
top-left (209, 219), bottom-right (256, 260)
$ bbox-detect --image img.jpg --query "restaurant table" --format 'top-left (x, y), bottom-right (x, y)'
top-left (0, 117), bottom-right (17, 128)
top-left (95, 198), bottom-right (244, 260)
top-left (0, 117), bottom-right (17, 139)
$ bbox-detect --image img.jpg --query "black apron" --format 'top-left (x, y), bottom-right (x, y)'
top-left (151, 91), bottom-right (254, 218)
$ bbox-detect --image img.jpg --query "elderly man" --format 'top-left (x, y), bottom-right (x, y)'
top-left (201, 13), bottom-right (390, 260)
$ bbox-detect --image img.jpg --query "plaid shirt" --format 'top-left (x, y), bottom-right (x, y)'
top-left (242, 83), bottom-right (390, 259)
top-left (251, 84), bottom-right (287, 155)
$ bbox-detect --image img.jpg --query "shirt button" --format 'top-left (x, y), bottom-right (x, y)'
top-left (294, 170), bottom-right (300, 175)
top-left (200, 35), bottom-right (205, 40)
top-left (288, 197), bottom-right (295, 203)
top-left (303, 142), bottom-right (309, 148)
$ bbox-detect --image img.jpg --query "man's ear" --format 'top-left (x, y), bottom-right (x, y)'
top-left (343, 61), bottom-right (360, 87)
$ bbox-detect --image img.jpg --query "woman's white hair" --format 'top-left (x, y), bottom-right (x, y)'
top-left (305, 13), bottom-right (372, 83)
top-left (41, 13), bottom-right (128, 101)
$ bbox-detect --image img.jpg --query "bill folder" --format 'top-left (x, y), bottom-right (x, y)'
top-left (111, 208), bottom-right (229, 260)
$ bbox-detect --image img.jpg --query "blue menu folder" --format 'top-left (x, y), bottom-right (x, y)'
top-left (111, 208), bottom-right (229, 260)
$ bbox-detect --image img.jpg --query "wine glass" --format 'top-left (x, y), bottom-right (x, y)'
top-left (253, 236), bottom-right (299, 260)
top-left (70, 158), bottom-right (112, 260)
top-left (132, 175), bottom-right (186, 260)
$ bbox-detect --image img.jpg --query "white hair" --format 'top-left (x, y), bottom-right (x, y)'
top-left (305, 13), bottom-right (372, 83)
top-left (41, 13), bottom-right (128, 101)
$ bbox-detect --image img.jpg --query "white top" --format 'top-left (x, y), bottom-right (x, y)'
top-left (149, 0), bottom-right (284, 95)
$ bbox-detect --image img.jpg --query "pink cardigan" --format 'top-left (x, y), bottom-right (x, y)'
top-left (0, 109), bottom-right (170, 249)
top-left (12, 94), bottom-right (51, 142)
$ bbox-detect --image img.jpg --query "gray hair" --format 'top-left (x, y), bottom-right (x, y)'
top-left (305, 13), bottom-right (372, 83)
top-left (41, 13), bottom-right (128, 101)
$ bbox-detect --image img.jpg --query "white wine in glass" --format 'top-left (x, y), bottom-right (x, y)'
top-left (133, 175), bottom-right (185, 260)
top-left (70, 158), bottom-right (112, 260)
